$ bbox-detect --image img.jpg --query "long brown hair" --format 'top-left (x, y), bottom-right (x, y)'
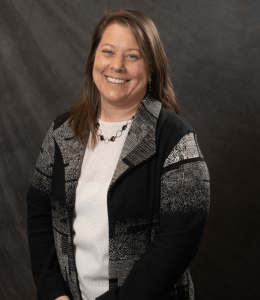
top-left (67, 8), bottom-right (180, 150)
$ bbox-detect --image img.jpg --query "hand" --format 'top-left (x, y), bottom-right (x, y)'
top-left (54, 296), bottom-right (70, 300)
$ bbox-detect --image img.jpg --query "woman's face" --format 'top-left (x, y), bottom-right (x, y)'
top-left (93, 23), bottom-right (151, 107)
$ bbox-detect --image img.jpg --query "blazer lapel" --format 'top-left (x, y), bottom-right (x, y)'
top-left (108, 93), bottom-right (162, 192)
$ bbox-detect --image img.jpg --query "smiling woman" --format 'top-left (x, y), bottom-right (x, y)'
top-left (65, 8), bottom-right (180, 151)
top-left (92, 22), bottom-right (151, 122)
top-left (26, 7), bottom-right (210, 300)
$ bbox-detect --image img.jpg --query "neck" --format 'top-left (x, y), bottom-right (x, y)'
top-left (99, 98), bottom-right (143, 122)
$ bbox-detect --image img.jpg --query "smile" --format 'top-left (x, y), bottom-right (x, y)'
top-left (105, 75), bottom-right (130, 84)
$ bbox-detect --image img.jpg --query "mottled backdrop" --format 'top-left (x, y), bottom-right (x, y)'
top-left (0, 0), bottom-right (259, 299)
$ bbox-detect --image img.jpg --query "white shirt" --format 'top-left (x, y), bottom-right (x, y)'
top-left (72, 118), bottom-right (132, 300)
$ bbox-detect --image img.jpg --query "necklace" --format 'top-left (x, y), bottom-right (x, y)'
top-left (96, 115), bottom-right (134, 143)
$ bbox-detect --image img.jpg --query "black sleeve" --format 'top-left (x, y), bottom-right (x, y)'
top-left (95, 132), bottom-right (210, 300)
top-left (26, 122), bottom-right (72, 300)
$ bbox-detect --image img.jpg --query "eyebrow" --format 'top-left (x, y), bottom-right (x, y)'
top-left (101, 43), bottom-right (140, 52)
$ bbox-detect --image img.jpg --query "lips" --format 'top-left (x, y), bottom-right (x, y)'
top-left (105, 75), bottom-right (130, 82)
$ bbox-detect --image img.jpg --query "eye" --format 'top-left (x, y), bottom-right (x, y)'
top-left (128, 54), bottom-right (138, 59)
top-left (102, 50), bottom-right (138, 59)
top-left (102, 50), bottom-right (112, 54)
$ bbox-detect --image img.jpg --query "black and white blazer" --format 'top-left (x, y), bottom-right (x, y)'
top-left (26, 93), bottom-right (210, 300)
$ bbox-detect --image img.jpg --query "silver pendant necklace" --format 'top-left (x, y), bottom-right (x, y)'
top-left (96, 115), bottom-right (134, 144)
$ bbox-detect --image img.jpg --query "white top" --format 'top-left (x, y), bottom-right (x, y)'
top-left (72, 118), bottom-right (133, 300)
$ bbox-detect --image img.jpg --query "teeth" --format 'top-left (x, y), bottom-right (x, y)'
top-left (106, 76), bottom-right (127, 84)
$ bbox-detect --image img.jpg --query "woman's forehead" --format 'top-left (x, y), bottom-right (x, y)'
top-left (100, 23), bottom-right (140, 49)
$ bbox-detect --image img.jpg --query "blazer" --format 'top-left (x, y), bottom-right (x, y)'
top-left (26, 93), bottom-right (210, 300)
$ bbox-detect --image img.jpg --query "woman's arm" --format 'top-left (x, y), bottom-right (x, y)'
top-left (96, 132), bottom-right (210, 300)
top-left (26, 122), bottom-right (72, 300)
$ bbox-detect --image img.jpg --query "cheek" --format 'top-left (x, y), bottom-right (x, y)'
top-left (95, 56), bottom-right (108, 70)
top-left (132, 65), bottom-right (148, 82)
top-left (93, 61), bottom-right (105, 82)
top-left (93, 55), bottom-right (103, 73)
top-left (134, 72), bottom-right (148, 86)
top-left (93, 62), bottom-right (101, 75)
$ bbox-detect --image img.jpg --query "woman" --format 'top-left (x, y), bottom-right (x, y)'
top-left (26, 8), bottom-right (210, 300)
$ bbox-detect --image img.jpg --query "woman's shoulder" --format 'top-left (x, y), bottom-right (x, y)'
top-left (158, 106), bottom-right (196, 139)
top-left (53, 111), bottom-right (69, 130)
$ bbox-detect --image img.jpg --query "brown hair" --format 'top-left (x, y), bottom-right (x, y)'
top-left (67, 8), bottom-right (180, 150)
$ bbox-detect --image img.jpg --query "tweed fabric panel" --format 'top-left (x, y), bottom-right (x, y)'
top-left (31, 122), bottom-right (55, 194)
top-left (142, 94), bottom-right (162, 118)
top-left (110, 216), bottom-right (148, 261)
top-left (63, 139), bottom-right (86, 182)
top-left (52, 201), bottom-right (70, 235)
top-left (159, 132), bottom-right (210, 299)
top-left (109, 214), bottom-right (161, 286)
top-left (125, 108), bottom-right (156, 165)
top-left (53, 229), bottom-right (69, 283)
top-left (124, 97), bottom-right (162, 166)
top-left (109, 212), bottom-right (160, 289)
top-left (31, 174), bottom-right (52, 195)
top-left (65, 180), bottom-right (79, 208)
top-left (161, 132), bottom-right (210, 216)
top-left (161, 160), bottom-right (210, 215)
top-left (163, 132), bottom-right (200, 167)
top-left (109, 215), bottom-right (151, 288)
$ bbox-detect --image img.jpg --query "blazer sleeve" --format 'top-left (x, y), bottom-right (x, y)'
top-left (26, 122), bottom-right (72, 300)
top-left (96, 131), bottom-right (210, 300)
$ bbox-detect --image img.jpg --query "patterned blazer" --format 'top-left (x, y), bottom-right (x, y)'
top-left (26, 93), bottom-right (210, 300)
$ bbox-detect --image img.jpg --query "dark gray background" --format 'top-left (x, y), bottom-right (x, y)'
top-left (0, 0), bottom-right (259, 299)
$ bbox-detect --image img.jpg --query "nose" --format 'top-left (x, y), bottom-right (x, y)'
top-left (110, 53), bottom-right (126, 72)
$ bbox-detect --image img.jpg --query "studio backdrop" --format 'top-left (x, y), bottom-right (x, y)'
top-left (0, 0), bottom-right (259, 299)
